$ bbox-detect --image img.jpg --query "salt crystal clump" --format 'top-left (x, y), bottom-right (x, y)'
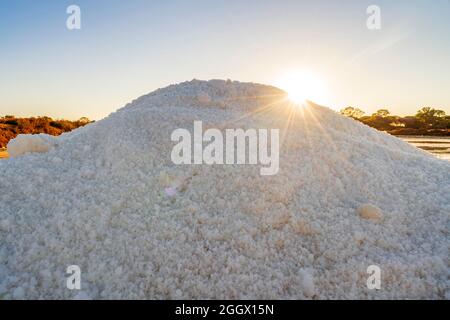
top-left (12, 287), bottom-right (25, 299)
top-left (196, 92), bottom-right (212, 105)
top-left (357, 204), bottom-right (383, 222)
top-left (7, 133), bottom-right (58, 157)
top-left (0, 79), bottom-right (449, 299)
top-left (291, 218), bottom-right (316, 235)
top-left (299, 269), bottom-right (315, 298)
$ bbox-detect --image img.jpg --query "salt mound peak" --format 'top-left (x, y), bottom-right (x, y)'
top-left (0, 79), bottom-right (449, 299)
top-left (122, 79), bottom-right (286, 111)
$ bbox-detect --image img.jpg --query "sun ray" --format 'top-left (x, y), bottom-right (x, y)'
top-left (217, 94), bottom-right (287, 129)
top-left (302, 102), bottom-right (355, 170)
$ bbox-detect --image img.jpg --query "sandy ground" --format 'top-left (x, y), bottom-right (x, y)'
top-left (0, 150), bottom-right (8, 159)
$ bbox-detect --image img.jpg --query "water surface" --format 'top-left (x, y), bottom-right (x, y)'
top-left (398, 136), bottom-right (450, 161)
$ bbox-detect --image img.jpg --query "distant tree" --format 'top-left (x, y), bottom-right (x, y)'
top-left (372, 109), bottom-right (390, 117)
top-left (435, 110), bottom-right (446, 118)
top-left (445, 116), bottom-right (450, 129)
top-left (415, 107), bottom-right (447, 128)
top-left (0, 116), bottom-right (92, 148)
top-left (5, 119), bottom-right (18, 126)
top-left (340, 106), bottom-right (365, 119)
top-left (50, 121), bottom-right (63, 129)
top-left (416, 107), bottom-right (446, 119)
top-left (78, 117), bottom-right (90, 123)
top-left (401, 116), bottom-right (421, 129)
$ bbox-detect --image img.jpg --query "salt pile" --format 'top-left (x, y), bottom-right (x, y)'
top-left (0, 79), bottom-right (449, 299)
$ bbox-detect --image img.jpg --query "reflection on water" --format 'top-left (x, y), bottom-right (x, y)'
top-left (398, 136), bottom-right (450, 161)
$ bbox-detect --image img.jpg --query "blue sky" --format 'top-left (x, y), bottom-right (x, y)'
top-left (0, 0), bottom-right (449, 119)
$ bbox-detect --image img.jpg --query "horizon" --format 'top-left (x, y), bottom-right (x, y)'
top-left (0, 77), bottom-right (448, 121)
top-left (1, 0), bottom-right (449, 120)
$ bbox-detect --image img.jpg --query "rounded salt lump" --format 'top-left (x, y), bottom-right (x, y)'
top-left (357, 204), bottom-right (383, 221)
top-left (7, 133), bottom-right (58, 157)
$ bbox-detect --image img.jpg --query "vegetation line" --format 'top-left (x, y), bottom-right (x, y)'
top-left (0, 115), bottom-right (92, 149)
top-left (340, 107), bottom-right (450, 136)
top-left (1, 107), bottom-right (449, 151)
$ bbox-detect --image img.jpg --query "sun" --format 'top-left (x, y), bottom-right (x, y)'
top-left (275, 71), bottom-right (329, 105)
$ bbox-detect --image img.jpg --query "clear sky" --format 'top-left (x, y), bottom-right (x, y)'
top-left (1, 0), bottom-right (449, 120)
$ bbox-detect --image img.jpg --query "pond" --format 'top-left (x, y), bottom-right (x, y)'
top-left (398, 136), bottom-right (450, 161)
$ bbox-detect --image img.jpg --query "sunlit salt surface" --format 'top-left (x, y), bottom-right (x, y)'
top-left (0, 80), bottom-right (449, 299)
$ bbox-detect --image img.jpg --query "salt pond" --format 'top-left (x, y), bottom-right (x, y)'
top-left (398, 136), bottom-right (450, 161)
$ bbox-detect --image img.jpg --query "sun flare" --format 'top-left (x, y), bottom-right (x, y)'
top-left (276, 71), bottom-right (330, 106)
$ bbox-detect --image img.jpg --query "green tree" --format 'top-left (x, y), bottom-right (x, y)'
top-left (372, 109), bottom-right (390, 117)
top-left (415, 107), bottom-right (447, 128)
top-left (416, 107), bottom-right (446, 119)
top-left (78, 117), bottom-right (90, 123)
top-left (340, 106), bottom-right (365, 119)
